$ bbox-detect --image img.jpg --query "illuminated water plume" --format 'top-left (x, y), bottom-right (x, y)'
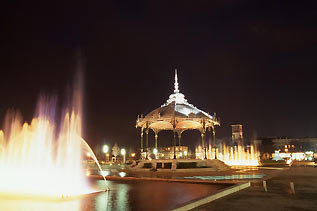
top-left (196, 143), bottom-right (260, 166)
top-left (0, 92), bottom-right (97, 197)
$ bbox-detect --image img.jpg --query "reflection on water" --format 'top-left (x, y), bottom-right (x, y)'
top-left (81, 180), bottom-right (229, 211)
top-left (0, 197), bottom-right (81, 211)
top-left (0, 180), bottom-right (229, 211)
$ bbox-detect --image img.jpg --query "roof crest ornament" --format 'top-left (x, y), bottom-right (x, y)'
top-left (174, 69), bottom-right (179, 93)
top-left (162, 69), bottom-right (190, 107)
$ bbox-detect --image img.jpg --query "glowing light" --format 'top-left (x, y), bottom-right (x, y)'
top-left (103, 145), bottom-right (109, 154)
top-left (279, 152), bottom-right (291, 159)
top-left (121, 148), bottom-right (126, 164)
top-left (100, 170), bottom-right (110, 177)
top-left (121, 148), bottom-right (126, 155)
top-left (153, 148), bottom-right (158, 155)
top-left (87, 152), bottom-right (91, 157)
top-left (118, 172), bottom-right (126, 177)
top-left (305, 151), bottom-right (314, 161)
top-left (196, 144), bottom-right (260, 166)
top-left (0, 89), bottom-right (102, 197)
top-left (292, 152), bottom-right (305, 161)
top-left (131, 153), bottom-right (136, 157)
top-left (184, 150), bottom-right (188, 156)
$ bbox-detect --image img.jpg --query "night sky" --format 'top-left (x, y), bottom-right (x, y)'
top-left (1, 1), bottom-right (317, 150)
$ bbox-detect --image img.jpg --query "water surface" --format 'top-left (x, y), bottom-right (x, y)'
top-left (0, 180), bottom-right (230, 211)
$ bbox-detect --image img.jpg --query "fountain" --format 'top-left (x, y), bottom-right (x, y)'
top-left (0, 79), bottom-right (107, 198)
top-left (196, 143), bottom-right (260, 166)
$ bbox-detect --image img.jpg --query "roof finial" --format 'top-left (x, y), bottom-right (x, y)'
top-left (174, 69), bottom-right (179, 93)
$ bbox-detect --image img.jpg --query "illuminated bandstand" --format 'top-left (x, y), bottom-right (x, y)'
top-left (136, 70), bottom-right (220, 159)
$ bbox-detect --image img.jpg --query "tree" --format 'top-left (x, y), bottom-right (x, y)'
top-left (112, 143), bottom-right (120, 162)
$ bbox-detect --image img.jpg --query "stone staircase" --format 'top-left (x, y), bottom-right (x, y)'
top-left (206, 159), bottom-right (231, 171)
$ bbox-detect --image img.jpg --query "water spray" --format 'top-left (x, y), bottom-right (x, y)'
top-left (81, 137), bottom-right (110, 191)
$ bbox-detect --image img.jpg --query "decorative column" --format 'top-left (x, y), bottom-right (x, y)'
top-left (173, 130), bottom-right (176, 159)
top-left (201, 120), bottom-right (207, 159)
top-left (154, 133), bottom-right (158, 159)
top-left (140, 128), bottom-right (144, 153)
top-left (212, 126), bottom-right (216, 146)
top-left (145, 127), bottom-right (149, 159)
top-left (201, 132), bottom-right (207, 159)
top-left (212, 126), bottom-right (217, 159)
top-left (155, 133), bottom-right (158, 149)
top-left (178, 132), bottom-right (182, 146)
top-left (172, 119), bottom-right (177, 159)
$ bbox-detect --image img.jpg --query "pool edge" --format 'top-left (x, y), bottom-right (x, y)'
top-left (171, 182), bottom-right (251, 211)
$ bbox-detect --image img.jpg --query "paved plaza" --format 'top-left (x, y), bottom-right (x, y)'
top-left (193, 167), bottom-right (317, 211)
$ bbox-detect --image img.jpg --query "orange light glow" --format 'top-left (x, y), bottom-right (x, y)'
top-left (196, 144), bottom-right (260, 166)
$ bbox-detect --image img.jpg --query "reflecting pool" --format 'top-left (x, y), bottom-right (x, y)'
top-left (0, 180), bottom-right (230, 211)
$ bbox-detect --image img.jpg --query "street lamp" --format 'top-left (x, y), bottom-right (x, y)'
top-left (103, 145), bottom-right (109, 154)
top-left (121, 148), bottom-right (126, 164)
top-left (103, 145), bottom-right (109, 162)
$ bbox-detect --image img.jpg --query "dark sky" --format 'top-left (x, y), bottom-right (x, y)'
top-left (1, 1), bottom-right (317, 150)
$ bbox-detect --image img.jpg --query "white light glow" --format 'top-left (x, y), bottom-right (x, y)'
top-left (121, 148), bottom-right (126, 155)
top-left (103, 145), bottom-right (109, 154)
top-left (292, 152), bottom-right (305, 161)
top-left (118, 172), bottom-right (126, 177)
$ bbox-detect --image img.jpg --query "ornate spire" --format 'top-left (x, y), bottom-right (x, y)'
top-left (174, 69), bottom-right (179, 93)
top-left (162, 69), bottom-right (190, 106)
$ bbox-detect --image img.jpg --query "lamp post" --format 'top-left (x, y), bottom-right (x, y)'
top-left (121, 148), bottom-right (126, 164)
top-left (103, 145), bottom-right (109, 162)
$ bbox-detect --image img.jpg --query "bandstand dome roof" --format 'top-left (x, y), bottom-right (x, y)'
top-left (136, 70), bottom-right (220, 134)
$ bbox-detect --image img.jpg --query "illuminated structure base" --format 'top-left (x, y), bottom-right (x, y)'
top-left (126, 159), bottom-right (231, 173)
